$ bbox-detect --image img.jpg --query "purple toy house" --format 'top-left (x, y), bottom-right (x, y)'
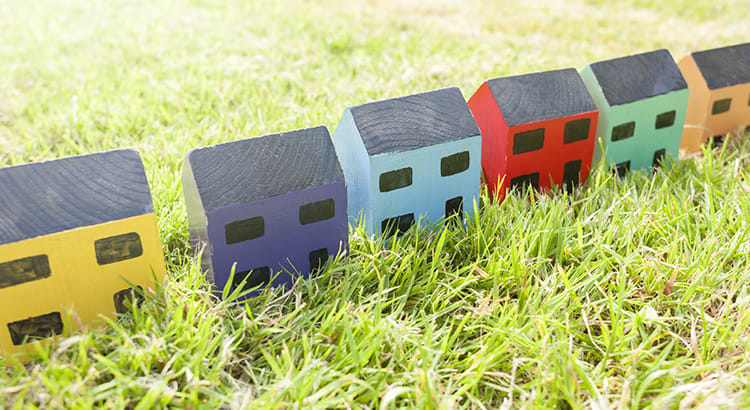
top-left (182, 126), bottom-right (348, 299)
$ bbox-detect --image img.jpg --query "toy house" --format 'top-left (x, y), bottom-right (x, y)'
top-left (182, 126), bottom-right (347, 299)
top-left (678, 42), bottom-right (750, 152)
top-left (580, 49), bottom-right (689, 175)
top-left (332, 87), bottom-right (481, 237)
top-left (467, 68), bottom-right (599, 198)
top-left (0, 149), bottom-right (166, 356)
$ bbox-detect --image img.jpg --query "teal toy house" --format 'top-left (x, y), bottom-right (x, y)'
top-left (332, 87), bottom-right (482, 237)
top-left (580, 49), bottom-right (689, 175)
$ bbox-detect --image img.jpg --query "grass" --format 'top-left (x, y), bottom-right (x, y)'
top-left (1, 0), bottom-right (750, 407)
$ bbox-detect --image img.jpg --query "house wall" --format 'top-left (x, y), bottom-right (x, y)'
top-left (678, 55), bottom-right (711, 153)
top-left (332, 108), bottom-right (372, 230)
top-left (504, 110), bottom-right (598, 193)
top-left (580, 65), bottom-right (613, 167)
top-left (603, 89), bottom-right (689, 172)
top-left (467, 82), bottom-right (509, 199)
top-left (703, 84), bottom-right (750, 142)
top-left (0, 213), bottom-right (166, 356)
top-left (367, 136), bottom-right (482, 236)
top-left (182, 156), bottom-right (213, 281)
top-left (205, 181), bottom-right (348, 299)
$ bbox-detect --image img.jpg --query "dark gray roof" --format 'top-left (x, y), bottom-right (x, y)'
top-left (589, 49), bottom-right (688, 106)
top-left (691, 43), bottom-right (750, 90)
top-left (188, 126), bottom-right (344, 211)
top-left (349, 87), bottom-right (480, 156)
top-left (0, 149), bottom-right (154, 245)
top-left (486, 68), bottom-right (597, 126)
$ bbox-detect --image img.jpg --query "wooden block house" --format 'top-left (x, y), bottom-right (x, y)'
top-left (182, 126), bottom-right (347, 299)
top-left (467, 68), bottom-right (598, 199)
top-left (678, 42), bottom-right (750, 152)
top-left (580, 49), bottom-right (689, 175)
top-left (332, 87), bottom-right (481, 237)
top-left (0, 149), bottom-right (166, 356)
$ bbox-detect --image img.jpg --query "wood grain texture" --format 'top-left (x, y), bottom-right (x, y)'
top-left (0, 149), bottom-right (153, 246)
top-left (187, 126), bottom-right (344, 211)
top-left (349, 87), bottom-right (480, 155)
top-left (588, 49), bottom-right (687, 106)
top-left (486, 68), bottom-right (597, 126)
top-left (691, 43), bottom-right (750, 90)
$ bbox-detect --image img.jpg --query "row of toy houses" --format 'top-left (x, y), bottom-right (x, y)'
top-left (0, 43), bottom-right (748, 357)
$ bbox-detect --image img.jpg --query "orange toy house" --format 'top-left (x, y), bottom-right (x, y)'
top-left (468, 68), bottom-right (599, 200)
top-left (679, 42), bottom-right (750, 152)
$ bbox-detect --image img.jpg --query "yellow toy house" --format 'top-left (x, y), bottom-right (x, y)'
top-left (0, 148), bottom-right (166, 357)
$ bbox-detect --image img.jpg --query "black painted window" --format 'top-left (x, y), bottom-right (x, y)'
top-left (441, 151), bottom-right (470, 176)
top-left (510, 172), bottom-right (539, 192)
top-left (95, 232), bottom-right (143, 265)
top-left (611, 122), bottom-right (635, 142)
top-left (299, 198), bottom-right (335, 225)
top-left (233, 266), bottom-right (270, 291)
top-left (7, 312), bottom-right (63, 346)
top-left (712, 98), bottom-right (731, 114)
top-left (652, 149), bottom-right (666, 168)
top-left (562, 160), bottom-right (582, 192)
top-left (564, 118), bottom-right (590, 144)
top-left (225, 216), bottom-right (264, 244)
top-left (0, 255), bottom-right (50, 289)
top-left (655, 111), bottom-right (676, 129)
top-left (113, 286), bottom-right (144, 314)
top-left (381, 213), bottom-right (415, 238)
top-left (708, 135), bottom-right (725, 148)
top-left (512, 128), bottom-right (544, 154)
top-left (309, 248), bottom-right (329, 273)
top-left (445, 196), bottom-right (463, 218)
top-left (379, 168), bottom-right (412, 192)
top-left (614, 161), bottom-right (630, 178)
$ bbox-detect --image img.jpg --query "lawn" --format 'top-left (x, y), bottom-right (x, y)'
top-left (1, 0), bottom-right (750, 407)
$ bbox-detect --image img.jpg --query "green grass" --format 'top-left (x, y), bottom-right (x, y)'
top-left (1, 0), bottom-right (750, 407)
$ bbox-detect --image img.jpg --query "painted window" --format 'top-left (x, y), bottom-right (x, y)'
top-left (234, 266), bottom-right (270, 290)
top-left (95, 232), bottom-right (143, 265)
top-left (653, 149), bottom-right (666, 167)
top-left (299, 198), bottom-right (335, 225)
top-left (510, 172), bottom-right (539, 191)
top-left (564, 118), bottom-right (590, 144)
top-left (708, 135), bottom-right (725, 148)
top-left (445, 196), bottom-right (463, 218)
top-left (611, 122), bottom-right (635, 142)
top-left (381, 213), bottom-right (415, 237)
top-left (7, 312), bottom-right (63, 346)
top-left (512, 128), bottom-right (545, 154)
top-left (655, 111), bottom-right (676, 129)
top-left (0, 255), bottom-right (50, 289)
top-left (113, 286), bottom-right (144, 314)
top-left (379, 168), bottom-right (412, 192)
top-left (309, 248), bottom-right (329, 273)
top-left (614, 161), bottom-right (630, 178)
top-left (562, 160), bottom-right (582, 191)
top-left (225, 216), bottom-right (264, 245)
top-left (440, 151), bottom-right (470, 176)
top-left (712, 98), bottom-right (731, 114)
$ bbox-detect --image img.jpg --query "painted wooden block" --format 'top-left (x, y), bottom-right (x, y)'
top-left (0, 149), bottom-right (166, 357)
top-left (467, 68), bottom-right (598, 199)
top-left (678, 43), bottom-right (750, 152)
top-left (579, 49), bottom-right (689, 174)
top-left (182, 126), bottom-right (347, 300)
top-left (332, 87), bottom-right (481, 237)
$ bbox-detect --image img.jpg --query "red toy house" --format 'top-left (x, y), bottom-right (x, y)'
top-left (468, 68), bottom-right (599, 200)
